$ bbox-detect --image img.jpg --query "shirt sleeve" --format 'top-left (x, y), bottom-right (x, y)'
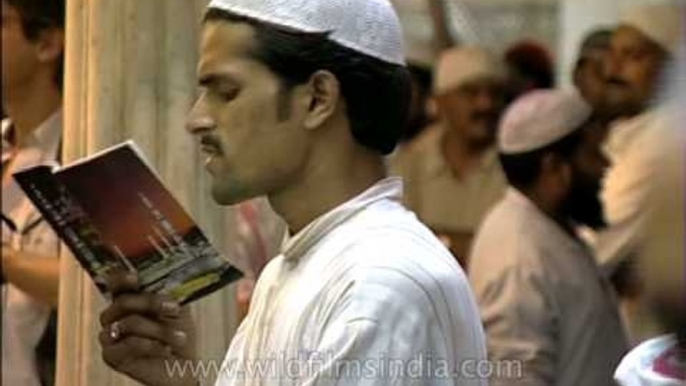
top-left (472, 262), bottom-right (558, 386)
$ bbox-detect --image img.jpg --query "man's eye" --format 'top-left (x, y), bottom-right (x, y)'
top-left (217, 89), bottom-right (238, 101)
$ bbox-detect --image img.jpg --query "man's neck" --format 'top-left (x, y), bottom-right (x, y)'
top-left (4, 76), bottom-right (61, 146)
top-left (442, 127), bottom-right (492, 177)
top-left (268, 143), bottom-right (386, 235)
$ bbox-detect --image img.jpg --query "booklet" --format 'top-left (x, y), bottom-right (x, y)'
top-left (13, 141), bottom-right (242, 304)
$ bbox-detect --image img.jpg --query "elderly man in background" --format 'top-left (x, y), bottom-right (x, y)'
top-left (469, 89), bottom-right (628, 386)
top-left (615, 35), bottom-right (685, 384)
top-left (392, 47), bottom-right (507, 266)
top-left (595, 2), bottom-right (681, 274)
top-left (592, 2), bottom-right (683, 340)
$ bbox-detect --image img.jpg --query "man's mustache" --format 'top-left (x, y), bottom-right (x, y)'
top-left (606, 76), bottom-right (629, 87)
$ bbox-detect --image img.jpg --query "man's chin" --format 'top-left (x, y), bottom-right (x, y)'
top-left (211, 184), bottom-right (255, 206)
top-left (603, 93), bottom-right (643, 119)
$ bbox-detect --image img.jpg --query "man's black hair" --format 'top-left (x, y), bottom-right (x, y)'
top-left (5, 0), bottom-right (66, 90)
top-left (499, 128), bottom-right (584, 189)
top-left (203, 8), bottom-right (411, 155)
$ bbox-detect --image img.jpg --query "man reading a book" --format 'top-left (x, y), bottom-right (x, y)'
top-left (97, 1), bottom-right (488, 385)
top-left (1, 0), bottom-right (65, 385)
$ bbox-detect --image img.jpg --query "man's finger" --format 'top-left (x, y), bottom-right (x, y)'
top-left (103, 269), bottom-right (140, 296)
top-left (101, 336), bottom-right (173, 369)
top-left (99, 314), bottom-right (188, 350)
top-left (100, 293), bottom-right (180, 328)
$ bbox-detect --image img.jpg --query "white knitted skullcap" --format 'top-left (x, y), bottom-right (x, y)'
top-left (434, 46), bottom-right (505, 94)
top-left (620, 2), bottom-right (684, 55)
top-left (499, 89), bottom-right (592, 154)
top-left (207, 0), bottom-right (406, 66)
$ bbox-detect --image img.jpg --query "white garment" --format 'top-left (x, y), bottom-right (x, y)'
top-left (2, 110), bottom-right (62, 386)
top-left (468, 188), bottom-right (629, 386)
top-left (593, 109), bottom-right (666, 274)
top-left (215, 178), bottom-right (487, 386)
top-left (615, 335), bottom-right (685, 386)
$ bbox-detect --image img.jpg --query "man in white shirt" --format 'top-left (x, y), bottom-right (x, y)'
top-left (614, 27), bottom-right (685, 386)
top-left (96, 1), bottom-right (488, 385)
top-left (614, 103), bottom-right (685, 386)
top-left (469, 89), bottom-right (629, 386)
top-left (594, 2), bottom-right (683, 294)
top-left (1, 1), bottom-right (65, 385)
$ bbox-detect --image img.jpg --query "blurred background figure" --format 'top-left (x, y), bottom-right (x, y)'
top-left (573, 28), bottom-right (613, 110)
top-left (503, 40), bottom-right (555, 101)
top-left (470, 89), bottom-right (627, 386)
top-left (392, 46), bottom-right (507, 267)
top-left (589, 2), bottom-right (684, 341)
top-left (1, 0), bottom-right (65, 385)
top-left (614, 33), bottom-right (685, 385)
top-left (229, 199), bottom-right (285, 321)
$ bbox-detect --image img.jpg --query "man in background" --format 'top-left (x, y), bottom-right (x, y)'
top-left (469, 89), bottom-right (628, 386)
top-left (392, 46), bottom-right (507, 266)
top-left (592, 3), bottom-right (683, 340)
top-left (595, 2), bottom-right (682, 272)
top-left (614, 22), bottom-right (685, 386)
top-left (1, 0), bottom-right (65, 385)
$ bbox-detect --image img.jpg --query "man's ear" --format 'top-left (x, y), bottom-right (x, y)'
top-left (35, 28), bottom-right (64, 63)
top-left (303, 70), bottom-right (340, 131)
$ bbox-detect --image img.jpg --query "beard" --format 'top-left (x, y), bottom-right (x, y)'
top-left (564, 169), bottom-right (607, 230)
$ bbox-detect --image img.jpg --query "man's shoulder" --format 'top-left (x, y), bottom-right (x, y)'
top-left (469, 197), bottom-right (549, 277)
top-left (331, 225), bottom-right (478, 325)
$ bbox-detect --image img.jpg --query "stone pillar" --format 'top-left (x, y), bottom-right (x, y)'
top-left (56, 1), bottom-right (239, 385)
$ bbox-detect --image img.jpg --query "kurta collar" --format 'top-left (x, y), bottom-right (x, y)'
top-left (281, 177), bottom-right (402, 262)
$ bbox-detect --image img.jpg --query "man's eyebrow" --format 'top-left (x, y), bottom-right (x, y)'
top-left (198, 72), bottom-right (239, 87)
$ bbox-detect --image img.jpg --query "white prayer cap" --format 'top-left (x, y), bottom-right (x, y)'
top-left (499, 89), bottom-right (592, 154)
top-left (207, 0), bottom-right (406, 66)
top-left (620, 2), bottom-right (684, 55)
top-left (433, 46), bottom-right (505, 94)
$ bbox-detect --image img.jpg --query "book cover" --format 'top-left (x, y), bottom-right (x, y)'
top-left (13, 141), bottom-right (242, 304)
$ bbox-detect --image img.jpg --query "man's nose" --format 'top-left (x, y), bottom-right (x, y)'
top-left (603, 51), bottom-right (622, 81)
top-left (186, 96), bottom-right (215, 135)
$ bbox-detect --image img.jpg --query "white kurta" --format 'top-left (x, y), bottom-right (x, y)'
top-left (468, 188), bottom-right (628, 386)
top-left (593, 109), bottom-right (667, 273)
top-left (215, 178), bottom-right (487, 386)
top-left (2, 111), bottom-right (62, 386)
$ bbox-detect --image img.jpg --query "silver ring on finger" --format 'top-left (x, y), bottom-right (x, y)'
top-left (109, 321), bottom-right (122, 341)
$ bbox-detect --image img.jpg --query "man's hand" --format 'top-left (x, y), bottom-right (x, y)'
top-left (99, 270), bottom-right (199, 386)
